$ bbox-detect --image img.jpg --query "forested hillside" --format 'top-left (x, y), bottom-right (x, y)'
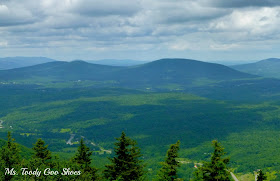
top-left (232, 58), bottom-right (280, 78)
top-left (0, 58), bottom-right (280, 180)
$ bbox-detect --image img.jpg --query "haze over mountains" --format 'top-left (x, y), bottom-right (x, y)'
top-left (86, 59), bottom-right (149, 66)
top-left (0, 57), bottom-right (57, 70)
top-left (2, 56), bottom-right (279, 80)
top-left (0, 57), bottom-right (148, 70)
top-left (231, 58), bottom-right (280, 78)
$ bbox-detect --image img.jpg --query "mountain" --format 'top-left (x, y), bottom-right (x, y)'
top-left (0, 57), bottom-right (58, 70)
top-left (0, 58), bottom-right (255, 89)
top-left (209, 60), bottom-right (256, 66)
top-left (0, 60), bottom-right (124, 81)
top-left (231, 58), bottom-right (280, 78)
top-left (86, 59), bottom-right (149, 66)
top-left (112, 58), bottom-right (256, 88)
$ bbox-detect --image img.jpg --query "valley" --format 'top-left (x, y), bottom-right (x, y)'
top-left (1, 58), bottom-right (280, 180)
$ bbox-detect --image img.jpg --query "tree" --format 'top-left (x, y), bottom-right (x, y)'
top-left (193, 140), bottom-right (232, 181)
top-left (158, 140), bottom-right (181, 181)
top-left (104, 132), bottom-right (145, 181)
top-left (72, 138), bottom-right (92, 168)
top-left (0, 132), bottom-right (21, 181)
top-left (32, 138), bottom-right (52, 164)
top-left (72, 138), bottom-right (98, 180)
top-left (25, 138), bottom-right (53, 180)
top-left (257, 170), bottom-right (267, 181)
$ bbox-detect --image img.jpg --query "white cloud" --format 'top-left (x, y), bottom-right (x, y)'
top-left (0, 3), bottom-right (35, 26)
top-left (209, 7), bottom-right (280, 37)
top-left (203, 0), bottom-right (280, 8)
top-left (0, 41), bottom-right (8, 47)
top-left (210, 43), bottom-right (239, 50)
top-left (0, 0), bottom-right (280, 60)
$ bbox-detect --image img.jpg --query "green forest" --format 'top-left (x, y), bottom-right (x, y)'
top-left (1, 131), bottom-right (258, 181)
top-left (1, 59), bottom-right (280, 180)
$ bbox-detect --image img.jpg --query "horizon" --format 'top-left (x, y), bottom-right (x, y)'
top-left (1, 56), bottom-right (279, 66)
top-left (1, 0), bottom-right (280, 62)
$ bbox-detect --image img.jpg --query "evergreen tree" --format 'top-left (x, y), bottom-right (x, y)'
top-left (72, 138), bottom-right (92, 168)
top-left (104, 131), bottom-right (144, 181)
top-left (193, 140), bottom-right (232, 181)
top-left (0, 132), bottom-right (21, 181)
top-left (25, 138), bottom-right (53, 180)
top-left (158, 140), bottom-right (181, 181)
top-left (72, 138), bottom-right (98, 180)
top-left (257, 170), bottom-right (267, 181)
top-left (32, 138), bottom-right (52, 164)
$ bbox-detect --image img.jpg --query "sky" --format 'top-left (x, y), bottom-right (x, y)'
top-left (0, 0), bottom-right (280, 62)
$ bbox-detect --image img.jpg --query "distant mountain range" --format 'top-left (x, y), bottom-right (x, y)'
top-left (0, 61), bottom-right (123, 81)
top-left (2, 56), bottom-right (280, 80)
top-left (85, 59), bottom-right (149, 66)
top-left (0, 57), bottom-right (57, 70)
top-left (0, 58), bottom-right (255, 90)
top-left (231, 58), bottom-right (280, 78)
top-left (0, 57), bottom-right (148, 70)
top-left (5, 57), bottom-right (280, 102)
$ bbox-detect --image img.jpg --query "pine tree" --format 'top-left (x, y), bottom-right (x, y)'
top-left (0, 132), bottom-right (21, 181)
top-left (72, 138), bottom-right (92, 168)
top-left (72, 138), bottom-right (98, 180)
top-left (32, 138), bottom-right (52, 164)
top-left (158, 140), bottom-right (181, 181)
top-left (193, 140), bottom-right (231, 181)
top-left (104, 131), bottom-right (144, 181)
top-left (257, 170), bottom-right (267, 181)
top-left (25, 138), bottom-right (53, 180)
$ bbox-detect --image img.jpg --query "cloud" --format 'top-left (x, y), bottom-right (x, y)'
top-left (70, 0), bottom-right (141, 17)
top-left (0, 0), bottom-right (280, 61)
top-left (151, 1), bottom-right (228, 24)
top-left (208, 7), bottom-right (280, 40)
top-left (204, 0), bottom-right (280, 8)
top-left (210, 43), bottom-right (238, 50)
top-left (0, 4), bottom-right (35, 26)
top-left (0, 41), bottom-right (8, 47)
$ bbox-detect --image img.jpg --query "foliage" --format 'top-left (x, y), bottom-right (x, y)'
top-left (72, 138), bottom-right (99, 180)
top-left (157, 140), bottom-right (181, 181)
top-left (104, 132), bottom-right (145, 181)
top-left (0, 132), bottom-right (21, 180)
top-left (257, 170), bottom-right (267, 181)
top-left (72, 138), bottom-right (92, 167)
top-left (2, 86), bottom-right (280, 179)
top-left (32, 138), bottom-right (52, 164)
top-left (193, 140), bottom-right (232, 181)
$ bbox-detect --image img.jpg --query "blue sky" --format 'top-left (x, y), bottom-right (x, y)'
top-left (0, 0), bottom-right (280, 62)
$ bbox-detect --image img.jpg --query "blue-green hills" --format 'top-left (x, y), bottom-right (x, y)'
top-left (0, 57), bottom-right (57, 70)
top-left (232, 58), bottom-right (280, 79)
top-left (0, 58), bottom-right (256, 89)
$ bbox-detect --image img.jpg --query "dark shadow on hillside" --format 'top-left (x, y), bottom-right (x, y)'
top-left (6, 96), bottom-right (275, 158)
top-left (38, 98), bottom-right (265, 154)
top-left (189, 78), bottom-right (280, 102)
